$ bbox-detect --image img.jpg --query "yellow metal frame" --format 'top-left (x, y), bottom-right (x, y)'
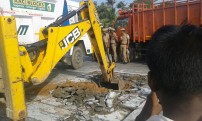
top-left (0, 17), bottom-right (26, 120)
top-left (80, 0), bottom-right (115, 82)
top-left (0, 0), bottom-right (115, 120)
top-left (20, 20), bottom-right (92, 84)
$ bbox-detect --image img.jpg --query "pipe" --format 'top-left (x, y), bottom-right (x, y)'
top-left (42, 4), bottom-right (87, 35)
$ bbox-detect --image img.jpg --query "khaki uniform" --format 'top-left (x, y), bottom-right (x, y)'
top-left (120, 33), bottom-right (130, 63)
top-left (110, 32), bottom-right (118, 62)
top-left (103, 33), bottom-right (110, 53)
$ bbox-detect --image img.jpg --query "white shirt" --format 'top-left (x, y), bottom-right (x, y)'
top-left (147, 115), bottom-right (173, 121)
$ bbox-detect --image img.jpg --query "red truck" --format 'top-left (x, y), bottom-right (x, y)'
top-left (113, 0), bottom-right (202, 60)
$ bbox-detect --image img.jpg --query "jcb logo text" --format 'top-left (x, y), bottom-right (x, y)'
top-left (59, 27), bottom-right (81, 50)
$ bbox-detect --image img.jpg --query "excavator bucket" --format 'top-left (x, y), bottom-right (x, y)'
top-left (111, 75), bottom-right (127, 90)
top-left (118, 80), bottom-right (126, 90)
top-left (99, 74), bottom-right (127, 90)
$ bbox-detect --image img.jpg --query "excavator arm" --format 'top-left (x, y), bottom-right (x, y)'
top-left (0, 0), bottom-right (116, 120)
top-left (21, 0), bottom-right (115, 85)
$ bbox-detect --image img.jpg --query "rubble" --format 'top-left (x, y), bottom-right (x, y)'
top-left (123, 101), bottom-right (146, 121)
top-left (139, 87), bottom-right (151, 96)
top-left (119, 94), bottom-right (145, 110)
top-left (50, 72), bottom-right (149, 121)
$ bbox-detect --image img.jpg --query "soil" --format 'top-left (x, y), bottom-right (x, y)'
top-left (86, 71), bottom-right (147, 90)
top-left (50, 72), bottom-right (148, 120)
top-left (25, 83), bottom-right (58, 99)
top-left (58, 81), bottom-right (108, 94)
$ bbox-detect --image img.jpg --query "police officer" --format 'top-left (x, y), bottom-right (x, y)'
top-left (102, 28), bottom-right (110, 53)
top-left (120, 28), bottom-right (130, 64)
top-left (109, 27), bottom-right (118, 62)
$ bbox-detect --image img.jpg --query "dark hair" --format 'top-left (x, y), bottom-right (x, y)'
top-left (147, 25), bottom-right (202, 95)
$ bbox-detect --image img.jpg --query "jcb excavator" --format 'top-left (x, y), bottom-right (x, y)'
top-left (0, 0), bottom-right (120, 120)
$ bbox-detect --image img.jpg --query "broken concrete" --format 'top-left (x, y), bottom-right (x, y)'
top-left (119, 95), bottom-right (145, 110)
top-left (123, 101), bottom-right (146, 121)
top-left (0, 60), bottom-right (150, 121)
top-left (50, 72), bottom-right (149, 121)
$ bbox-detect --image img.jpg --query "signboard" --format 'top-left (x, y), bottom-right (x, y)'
top-left (10, 0), bottom-right (55, 12)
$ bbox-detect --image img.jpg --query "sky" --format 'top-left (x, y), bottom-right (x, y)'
top-left (72, 0), bottom-right (134, 5)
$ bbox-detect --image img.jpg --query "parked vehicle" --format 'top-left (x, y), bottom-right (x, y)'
top-left (0, 0), bottom-right (93, 69)
top-left (113, 0), bottom-right (202, 60)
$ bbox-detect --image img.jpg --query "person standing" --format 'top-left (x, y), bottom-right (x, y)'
top-left (102, 28), bottom-right (110, 53)
top-left (109, 27), bottom-right (118, 62)
top-left (120, 28), bottom-right (130, 64)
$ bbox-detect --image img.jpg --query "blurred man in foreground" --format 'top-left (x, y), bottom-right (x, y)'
top-left (136, 25), bottom-right (202, 121)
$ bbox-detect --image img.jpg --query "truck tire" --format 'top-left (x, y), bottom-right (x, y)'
top-left (71, 47), bottom-right (84, 69)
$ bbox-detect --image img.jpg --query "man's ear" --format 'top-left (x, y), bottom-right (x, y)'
top-left (148, 71), bottom-right (158, 92)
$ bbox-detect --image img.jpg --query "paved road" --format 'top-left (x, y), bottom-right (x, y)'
top-left (0, 58), bottom-right (149, 121)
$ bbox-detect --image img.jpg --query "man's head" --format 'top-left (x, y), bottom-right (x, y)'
top-left (147, 25), bottom-right (202, 100)
top-left (109, 27), bottom-right (115, 33)
top-left (120, 28), bottom-right (126, 34)
top-left (102, 28), bottom-right (108, 34)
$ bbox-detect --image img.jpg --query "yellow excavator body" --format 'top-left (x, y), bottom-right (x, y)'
top-left (0, 0), bottom-right (117, 120)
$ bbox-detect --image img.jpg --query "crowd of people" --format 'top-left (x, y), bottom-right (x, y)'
top-left (102, 27), bottom-right (130, 64)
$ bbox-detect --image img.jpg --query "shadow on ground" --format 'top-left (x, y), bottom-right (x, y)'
top-left (0, 100), bottom-right (13, 121)
top-left (25, 64), bottom-right (71, 101)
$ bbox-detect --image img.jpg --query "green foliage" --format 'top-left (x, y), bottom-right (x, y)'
top-left (116, 1), bottom-right (126, 9)
top-left (133, 0), bottom-right (157, 5)
top-left (106, 0), bottom-right (116, 8)
top-left (132, 0), bottom-right (158, 8)
top-left (95, 0), bottom-right (136, 27)
top-left (96, 2), bottom-right (116, 27)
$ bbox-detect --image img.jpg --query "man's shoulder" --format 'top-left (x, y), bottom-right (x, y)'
top-left (126, 34), bottom-right (130, 39)
top-left (113, 32), bottom-right (117, 35)
top-left (147, 115), bottom-right (173, 121)
top-left (122, 33), bottom-right (129, 36)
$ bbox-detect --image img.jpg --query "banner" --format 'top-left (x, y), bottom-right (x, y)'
top-left (10, 0), bottom-right (55, 12)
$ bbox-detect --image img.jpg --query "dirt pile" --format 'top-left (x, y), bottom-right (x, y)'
top-left (51, 72), bottom-right (150, 120)
top-left (52, 81), bottom-right (114, 114)
top-left (85, 71), bottom-right (147, 90)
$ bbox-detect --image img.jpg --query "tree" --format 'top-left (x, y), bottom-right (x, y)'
top-left (133, 0), bottom-right (157, 5)
top-left (96, 2), bottom-right (116, 27)
top-left (94, 1), bottom-right (98, 6)
top-left (132, 0), bottom-right (158, 8)
top-left (96, 2), bottom-right (108, 19)
top-left (106, 0), bottom-right (116, 9)
top-left (116, 1), bottom-right (126, 9)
